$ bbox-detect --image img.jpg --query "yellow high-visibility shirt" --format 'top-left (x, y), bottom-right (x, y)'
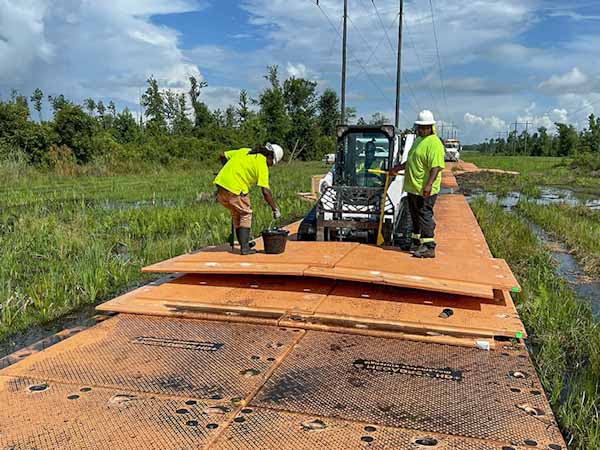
top-left (213, 148), bottom-right (270, 195)
top-left (403, 135), bottom-right (445, 196)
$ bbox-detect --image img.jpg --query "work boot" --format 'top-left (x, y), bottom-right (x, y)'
top-left (413, 244), bottom-right (435, 258)
top-left (409, 239), bottom-right (421, 253)
top-left (237, 227), bottom-right (257, 255)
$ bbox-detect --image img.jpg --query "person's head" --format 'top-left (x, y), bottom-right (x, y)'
top-left (264, 142), bottom-right (283, 167)
top-left (365, 139), bottom-right (376, 159)
top-left (414, 110), bottom-right (436, 137)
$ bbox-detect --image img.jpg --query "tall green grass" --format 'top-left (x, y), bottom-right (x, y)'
top-left (471, 198), bottom-right (600, 449)
top-left (517, 202), bottom-right (600, 277)
top-left (0, 161), bottom-right (327, 341)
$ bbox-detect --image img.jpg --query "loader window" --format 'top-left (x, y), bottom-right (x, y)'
top-left (339, 132), bottom-right (390, 187)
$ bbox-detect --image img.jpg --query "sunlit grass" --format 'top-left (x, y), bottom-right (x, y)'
top-left (0, 161), bottom-right (327, 340)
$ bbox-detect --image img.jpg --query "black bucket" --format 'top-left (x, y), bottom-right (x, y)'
top-left (262, 228), bottom-right (290, 254)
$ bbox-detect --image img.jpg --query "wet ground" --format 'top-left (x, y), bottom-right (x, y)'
top-left (470, 187), bottom-right (600, 211)
top-left (466, 190), bottom-right (600, 317)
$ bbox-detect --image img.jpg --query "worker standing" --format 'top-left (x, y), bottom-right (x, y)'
top-left (390, 110), bottom-right (445, 258)
top-left (214, 143), bottom-right (284, 255)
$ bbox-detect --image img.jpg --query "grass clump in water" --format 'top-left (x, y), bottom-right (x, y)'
top-left (517, 202), bottom-right (600, 277)
top-left (471, 197), bottom-right (600, 449)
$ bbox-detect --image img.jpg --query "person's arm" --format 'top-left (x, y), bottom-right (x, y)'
top-left (389, 161), bottom-right (406, 175)
top-left (261, 187), bottom-right (280, 217)
top-left (422, 167), bottom-right (443, 198)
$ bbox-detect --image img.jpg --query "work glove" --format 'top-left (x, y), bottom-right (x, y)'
top-left (273, 208), bottom-right (281, 220)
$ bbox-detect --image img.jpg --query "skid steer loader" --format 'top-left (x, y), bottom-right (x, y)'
top-left (298, 124), bottom-right (415, 246)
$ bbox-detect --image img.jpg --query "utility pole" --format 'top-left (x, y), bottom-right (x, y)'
top-left (340, 0), bottom-right (348, 124)
top-left (394, 0), bottom-right (404, 129)
top-left (511, 121), bottom-right (532, 153)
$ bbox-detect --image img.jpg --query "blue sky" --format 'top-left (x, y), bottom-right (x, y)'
top-left (2, 0), bottom-right (600, 143)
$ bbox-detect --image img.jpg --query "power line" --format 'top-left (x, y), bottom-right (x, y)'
top-left (403, 15), bottom-right (443, 120)
top-left (346, 13), bottom-right (420, 115)
top-left (428, 0), bottom-right (449, 115)
top-left (310, 1), bottom-right (404, 113)
top-left (360, 1), bottom-right (424, 118)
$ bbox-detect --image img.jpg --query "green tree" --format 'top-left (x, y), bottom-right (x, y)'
top-left (96, 100), bottom-right (106, 128)
top-left (258, 65), bottom-right (290, 145)
top-left (173, 93), bottom-right (192, 135)
top-left (555, 123), bottom-right (578, 156)
top-left (84, 98), bottom-right (96, 116)
top-left (113, 107), bottom-right (140, 144)
top-left (48, 94), bottom-right (70, 115)
top-left (369, 112), bottom-right (390, 126)
top-left (142, 76), bottom-right (167, 135)
top-left (283, 76), bottom-right (318, 158)
top-left (30, 88), bottom-right (44, 122)
top-left (238, 89), bottom-right (250, 124)
top-left (53, 104), bottom-right (95, 162)
top-left (318, 89), bottom-right (339, 136)
top-left (189, 76), bottom-right (212, 131)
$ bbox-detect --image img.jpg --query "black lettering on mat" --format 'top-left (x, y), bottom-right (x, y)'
top-left (132, 336), bottom-right (224, 352)
top-left (353, 359), bottom-right (462, 382)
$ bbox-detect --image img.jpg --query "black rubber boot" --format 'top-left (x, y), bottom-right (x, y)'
top-left (413, 244), bottom-right (435, 259)
top-left (409, 239), bottom-right (421, 253)
top-left (237, 227), bottom-right (257, 255)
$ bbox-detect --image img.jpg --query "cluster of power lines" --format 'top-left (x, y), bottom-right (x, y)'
top-left (309, 0), bottom-right (451, 133)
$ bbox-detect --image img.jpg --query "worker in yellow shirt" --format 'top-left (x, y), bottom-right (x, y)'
top-left (214, 143), bottom-right (284, 255)
top-left (390, 110), bottom-right (445, 258)
top-left (356, 139), bottom-right (386, 187)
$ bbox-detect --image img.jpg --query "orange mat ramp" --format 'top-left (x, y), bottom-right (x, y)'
top-left (141, 195), bottom-right (519, 299)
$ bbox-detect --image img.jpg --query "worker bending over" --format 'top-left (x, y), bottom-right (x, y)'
top-left (391, 110), bottom-right (445, 258)
top-left (214, 143), bottom-right (284, 255)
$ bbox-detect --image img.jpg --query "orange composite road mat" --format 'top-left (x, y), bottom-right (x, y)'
top-left (0, 314), bottom-right (565, 449)
top-left (142, 195), bottom-right (519, 299)
top-left (98, 274), bottom-right (526, 340)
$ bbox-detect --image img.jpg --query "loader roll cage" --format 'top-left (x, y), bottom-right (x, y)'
top-left (315, 125), bottom-right (397, 243)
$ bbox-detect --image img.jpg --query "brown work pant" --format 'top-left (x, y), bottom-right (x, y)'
top-left (216, 187), bottom-right (253, 228)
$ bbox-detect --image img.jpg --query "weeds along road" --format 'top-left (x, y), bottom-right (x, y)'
top-left (462, 153), bottom-right (600, 448)
top-left (0, 161), bottom-right (328, 346)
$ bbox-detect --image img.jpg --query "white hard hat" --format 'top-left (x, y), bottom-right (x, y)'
top-left (266, 143), bottom-right (284, 164)
top-left (415, 110), bottom-right (436, 126)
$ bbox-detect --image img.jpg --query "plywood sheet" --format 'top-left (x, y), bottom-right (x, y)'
top-left (313, 283), bottom-right (525, 338)
top-left (142, 241), bottom-right (359, 276)
top-left (331, 245), bottom-right (520, 293)
top-left (100, 274), bottom-right (334, 316)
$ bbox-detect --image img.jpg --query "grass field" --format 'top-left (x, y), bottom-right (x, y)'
top-left (0, 161), bottom-right (328, 342)
top-left (461, 152), bottom-right (600, 193)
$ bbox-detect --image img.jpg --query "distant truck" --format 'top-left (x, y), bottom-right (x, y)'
top-left (444, 139), bottom-right (461, 162)
top-left (322, 153), bottom-right (336, 164)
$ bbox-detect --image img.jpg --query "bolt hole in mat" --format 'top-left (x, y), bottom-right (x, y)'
top-left (212, 408), bottom-right (544, 449)
top-left (251, 331), bottom-right (565, 449)
top-left (2, 314), bottom-right (303, 400)
top-left (0, 376), bottom-right (235, 449)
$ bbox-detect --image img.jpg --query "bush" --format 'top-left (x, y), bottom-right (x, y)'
top-left (570, 152), bottom-right (600, 175)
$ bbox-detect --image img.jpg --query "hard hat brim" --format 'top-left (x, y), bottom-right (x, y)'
top-left (414, 120), bottom-right (436, 125)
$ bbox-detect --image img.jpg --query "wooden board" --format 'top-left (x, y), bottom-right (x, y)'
top-left (98, 275), bottom-right (525, 339)
top-left (140, 195), bottom-right (520, 299)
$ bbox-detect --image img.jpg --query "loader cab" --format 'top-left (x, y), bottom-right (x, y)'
top-left (335, 125), bottom-right (395, 188)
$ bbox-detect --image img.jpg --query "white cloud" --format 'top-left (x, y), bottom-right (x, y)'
top-left (538, 67), bottom-right (589, 93)
top-left (464, 113), bottom-right (507, 130)
top-left (0, 0), bottom-right (204, 106)
top-left (286, 63), bottom-right (308, 79)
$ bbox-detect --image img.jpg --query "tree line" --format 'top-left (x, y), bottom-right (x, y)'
top-left (466, 115), bottom-right (600, 158)
top-left (0, 65), bottom-right (366, 169)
